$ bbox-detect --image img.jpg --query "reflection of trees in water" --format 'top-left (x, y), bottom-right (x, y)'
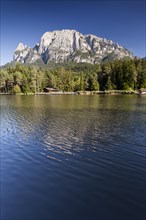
top-left (1, 95), bottom-right (144, 161)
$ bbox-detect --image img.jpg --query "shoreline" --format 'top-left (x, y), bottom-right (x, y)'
top-left (0, 90), bottom-right (143, 95)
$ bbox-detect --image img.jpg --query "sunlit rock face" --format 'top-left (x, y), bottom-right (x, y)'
top-left (13, 29), bottom-right (134, 64)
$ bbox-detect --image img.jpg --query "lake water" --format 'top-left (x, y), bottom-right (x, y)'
top-left (0, 95), bottom-right (146, 220)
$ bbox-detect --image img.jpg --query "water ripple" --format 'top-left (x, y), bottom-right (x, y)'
top-left (1, 95), bottom-right (146, 220)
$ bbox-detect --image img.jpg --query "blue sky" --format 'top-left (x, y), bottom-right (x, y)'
top-left (1, 0), bottom-right (145, 65)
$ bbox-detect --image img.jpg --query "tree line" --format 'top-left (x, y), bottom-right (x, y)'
top-left (0, 58), bottom-right (146, 94)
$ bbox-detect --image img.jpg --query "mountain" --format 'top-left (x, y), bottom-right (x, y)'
top-left (13, 29), bottom-right (134, 65)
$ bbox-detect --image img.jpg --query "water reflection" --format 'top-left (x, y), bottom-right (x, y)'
top-left (1, 95), bottom-right (145, 160)
top-left (1, 95), bottom-right (146, 220)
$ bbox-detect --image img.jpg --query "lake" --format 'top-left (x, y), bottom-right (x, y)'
top-left (0, 95), bottom-right (146, 220)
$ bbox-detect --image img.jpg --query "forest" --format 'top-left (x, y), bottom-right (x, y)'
top-left (0, 58), bottom-right (146, 94)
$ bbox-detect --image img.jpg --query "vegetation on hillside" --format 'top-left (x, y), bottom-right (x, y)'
top-left (0, 58), bottom-right (146, 94)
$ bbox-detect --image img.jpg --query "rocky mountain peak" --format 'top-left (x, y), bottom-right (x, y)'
top-left (13, 29), bottom-right (134, 64)
top-left (15, 42), bottom-right (28, 51)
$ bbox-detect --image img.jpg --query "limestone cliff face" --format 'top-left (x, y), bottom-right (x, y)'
top-left (13, 29), bottom-right (134, 64)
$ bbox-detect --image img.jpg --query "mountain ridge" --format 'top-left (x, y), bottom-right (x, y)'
top-left (14, 29), bottom-right (134, 64)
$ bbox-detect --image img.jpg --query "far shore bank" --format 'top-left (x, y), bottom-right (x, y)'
top-left (0, 90), bottom-right (144, 96)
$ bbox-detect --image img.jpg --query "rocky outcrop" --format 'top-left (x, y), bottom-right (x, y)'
top-left (13, 29), bottom-right (134, 64)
